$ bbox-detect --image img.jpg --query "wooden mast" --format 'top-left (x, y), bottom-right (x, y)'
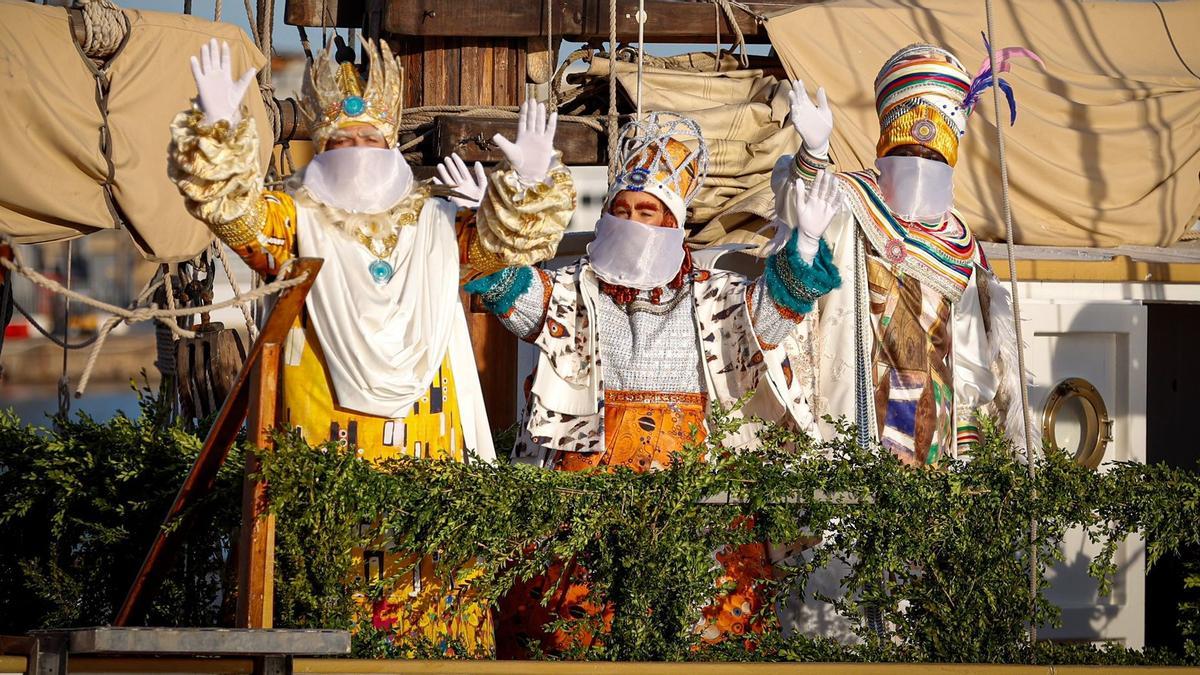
top-left (393, 35), bottom-right (529, 432)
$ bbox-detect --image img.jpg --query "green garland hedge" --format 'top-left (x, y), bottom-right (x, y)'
top-left (1, 389), bottom-right (1198, 664)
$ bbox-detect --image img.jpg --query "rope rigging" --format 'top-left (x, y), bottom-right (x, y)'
top-left (980, 0), bottom-right (1037, 650)
top-left (0, 233), bottom-right (309, 398)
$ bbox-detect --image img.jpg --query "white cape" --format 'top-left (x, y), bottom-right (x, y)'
top-left (295, 197), bottom-right (495, 461)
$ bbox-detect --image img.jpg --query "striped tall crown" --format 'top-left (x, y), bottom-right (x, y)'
top-left (873, 44), bottom-right (971, 166)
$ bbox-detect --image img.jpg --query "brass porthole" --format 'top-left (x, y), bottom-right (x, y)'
top-left (1041, 378), bottom-right (1113, 470)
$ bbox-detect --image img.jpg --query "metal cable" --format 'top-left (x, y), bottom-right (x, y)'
top-left (57, 241), bottom-right (73, 418)
top-left (11, 299), bottom-right (100, 350)
top-left (636, 0), bottom-right (645, 121)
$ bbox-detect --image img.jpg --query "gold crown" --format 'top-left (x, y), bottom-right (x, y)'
top-left (876, 101), bottom-right (961, 166)
top-left (300, 39), bottom-right (404, 152)
top-left (621, 137), bottom-right (700, 202)
top-left (607, 112), bottom-right (708, 225)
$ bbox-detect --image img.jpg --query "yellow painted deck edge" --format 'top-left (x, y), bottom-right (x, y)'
top-left (989, 257), bottom-right (1200, 283)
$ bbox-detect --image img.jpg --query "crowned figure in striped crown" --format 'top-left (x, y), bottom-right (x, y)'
top-left (779, 42), bottom-right (1041, 465)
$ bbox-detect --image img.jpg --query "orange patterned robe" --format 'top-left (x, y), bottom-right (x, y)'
top-left (495, 391), bottom-right (772, 657)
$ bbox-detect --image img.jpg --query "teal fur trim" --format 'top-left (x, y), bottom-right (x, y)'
top-left (763, 234), bottom-right (842, 315)
top-left (464, 266), bottom-right (533, 316)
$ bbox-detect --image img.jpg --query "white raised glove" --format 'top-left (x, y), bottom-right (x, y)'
top-left (788, 79), bottom-right (833, 156)
top-left (433, 153), bottom-right (488, 209)
top-left (491, 99), bottom-right (558, 183)
top-left (189, 38), bottom-right (257, 126)
top-left (788, 169), bottom-right (838, 263)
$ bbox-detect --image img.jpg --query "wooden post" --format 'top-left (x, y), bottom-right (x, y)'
top-left (389, 34), bottom-right (528, 432)
top-left (117, 259), bottom-right (322, 627)
top-left (235, 342), bottom-right (281, 629)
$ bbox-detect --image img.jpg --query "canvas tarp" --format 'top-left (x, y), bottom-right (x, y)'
top-left (765, 0), bottom-right (1200, 248)
top-left (0, 1), bottom-right (271, 262)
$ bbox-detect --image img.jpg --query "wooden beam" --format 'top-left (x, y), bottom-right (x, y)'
top-left (383, 0), bottom-right (814, 43)
top-left (235, 341), bottom-right (281, 629)
top-left (284, 0), bottom-right (367, 28)
top-left (116, 259), bottom-right (323, 628)
top-left (385, 0), bottom-right (581, 41)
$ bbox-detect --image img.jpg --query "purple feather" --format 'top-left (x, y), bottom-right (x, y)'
top-left (964, 31), bottom-right (1042, 125)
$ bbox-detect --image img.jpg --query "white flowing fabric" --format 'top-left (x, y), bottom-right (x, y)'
top-left (295, 198), bottom-right (460, 420)
top-left (873, 155), bottom-right (955, 223)
top-left (586, 213), bottom-right (686, 290)
top-left (301, 147), bottom-right (414, 213)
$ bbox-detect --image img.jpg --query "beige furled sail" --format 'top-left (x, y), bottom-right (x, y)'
top-left (0, 1), bottom-right (271, 262)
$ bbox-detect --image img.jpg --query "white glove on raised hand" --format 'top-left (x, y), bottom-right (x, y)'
top-left (788, 79), bottom-right (833, 156)
top-left (787, 169), bottom-right (839, 263)
top-left (189, 38), bottom-right (257, 126)
top-left (492, 99), bottom-right (558, 183)
top-left (433, 153), bottom-right (488, 209)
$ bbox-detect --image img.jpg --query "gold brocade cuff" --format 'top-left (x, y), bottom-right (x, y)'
top-left (213, 196), bottom-right (266, 248)
top-left (467, 234), bottom-right (510, 277)
top-left (182, 107), bottom-right (251, 145)
top-left (169, 105), bottom-right (264, 228)
top-left (476, 164), bottom-right (576, 267)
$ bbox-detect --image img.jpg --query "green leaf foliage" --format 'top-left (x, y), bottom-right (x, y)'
top-left (0, 385), bottom-right (245, 630)
top-left (2, 394), bottom-right (1198, 664)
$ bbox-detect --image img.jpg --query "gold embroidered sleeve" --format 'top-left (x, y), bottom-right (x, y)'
top-left (168, 107), bottom-right (266, 247)
top-left (227, 191), bottom-right (298, 278)
top-left (455, 209), bottom-right (506, 281)
top-left (472, 163), bottom-right (576, 270)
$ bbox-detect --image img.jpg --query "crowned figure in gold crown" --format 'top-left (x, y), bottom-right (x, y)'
top-left (168, 38), bottom-right (497, 655)
top-left (435, 105), bottom-right (841, 656)
top-left (780, 43), bottom-right (1040, 467)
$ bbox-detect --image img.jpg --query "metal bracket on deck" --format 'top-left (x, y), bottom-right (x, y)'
top-left (0, 634), bottom-right (64, 675)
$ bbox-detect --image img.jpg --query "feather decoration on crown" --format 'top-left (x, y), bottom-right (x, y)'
top-left (962, 32), bottom-right (1043, 125)
top-left (300, 38), bottom-right (404, 152)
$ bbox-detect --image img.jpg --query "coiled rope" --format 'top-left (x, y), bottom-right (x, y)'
top-left (79, 0), bottom-right (124, 63)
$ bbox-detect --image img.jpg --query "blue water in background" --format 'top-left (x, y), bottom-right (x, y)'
top-left (1, 384), bottom-right (145, 423)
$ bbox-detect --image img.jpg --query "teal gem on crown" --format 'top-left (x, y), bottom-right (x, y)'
top-left (342, 95), bottom-right (366, 117)
top-left (368, 259), bottom-right (394, 284)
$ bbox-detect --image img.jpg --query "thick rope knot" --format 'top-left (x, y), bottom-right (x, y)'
top-left (79, 0), bottom-right (126, 62)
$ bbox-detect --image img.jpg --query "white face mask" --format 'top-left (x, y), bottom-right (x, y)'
top-left (875, 155), bottom-right (955, 222)
top-left (587, 213), bottom-right (686, 290)
top-left (301, 146), bottom-right (413, 213)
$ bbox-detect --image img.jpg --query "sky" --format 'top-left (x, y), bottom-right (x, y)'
top-left (116, 0), bottom-right (770, 60)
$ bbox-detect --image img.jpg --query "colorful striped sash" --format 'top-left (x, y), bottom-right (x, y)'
top-left (839, 170), bottom-right (982, 302)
